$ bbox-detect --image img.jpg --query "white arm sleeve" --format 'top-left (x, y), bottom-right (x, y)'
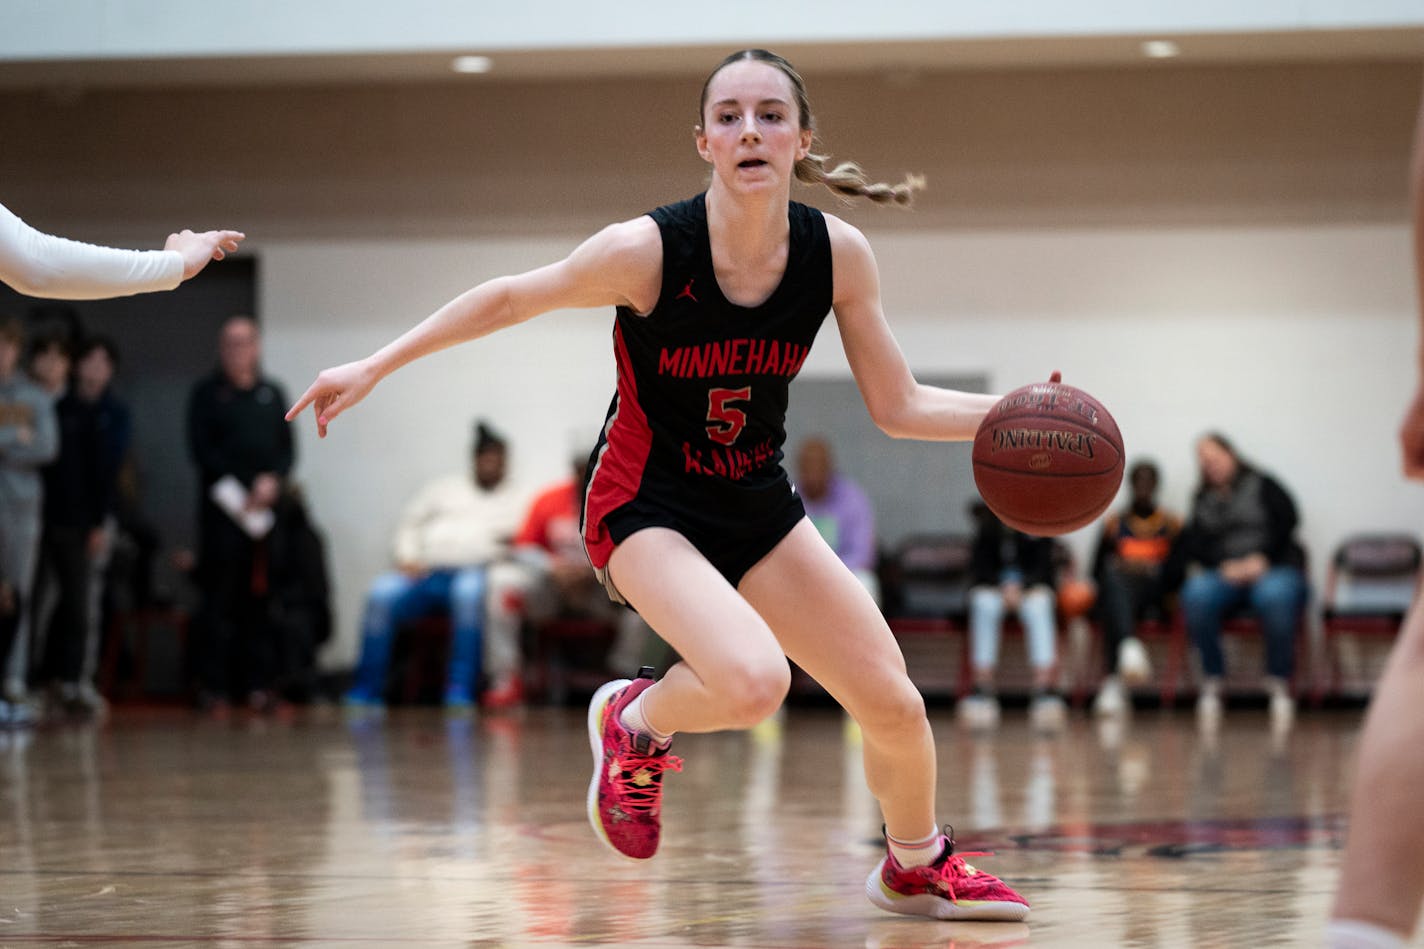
top-left (0, 201), bottom-right (184, 300)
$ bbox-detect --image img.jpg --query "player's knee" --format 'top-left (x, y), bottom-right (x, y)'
top-left (855, 676), bottom-right (926, 735)
top-left (890, 689), bottom-right (930, 736)
top-left (719, 662), bottom-right (791, 727)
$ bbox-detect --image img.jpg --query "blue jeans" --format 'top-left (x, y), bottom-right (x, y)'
top-left (1180, 566), bottom-right (1308, 679)
top-left (969, 585), bottom-right (1057, 673)
top-left (347, 568), bottom-right (486, 701)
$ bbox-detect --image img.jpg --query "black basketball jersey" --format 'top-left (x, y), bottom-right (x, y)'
top-left (583, 192), bottom-right (834, 569)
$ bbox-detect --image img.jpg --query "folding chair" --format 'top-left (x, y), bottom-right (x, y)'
top-left (881, 534), bottom-right (974, 697)
top-left (1320, 533), bottom-right (1422, 699)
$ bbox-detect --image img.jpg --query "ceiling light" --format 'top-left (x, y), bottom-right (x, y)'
top-left (1141, 40), bottom-right (1180, 59)
top-left (451, 55), bottom-right (493, 74)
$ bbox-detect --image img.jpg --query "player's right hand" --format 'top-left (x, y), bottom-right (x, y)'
top-left (1401, 381), bottom-right (1424, 480)
top-left (166, 229), bottom-right (245, 279)
top-left (286, 358), bottom-right (379, 438)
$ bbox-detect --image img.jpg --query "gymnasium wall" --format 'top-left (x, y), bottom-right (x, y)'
top-left (0, 60), bottom-right (1419, 668)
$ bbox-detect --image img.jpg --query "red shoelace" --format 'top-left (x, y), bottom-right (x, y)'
top-left (904, 849), bottom-right (996, 902)
top-left (609, 746), bottom-right (684, 815)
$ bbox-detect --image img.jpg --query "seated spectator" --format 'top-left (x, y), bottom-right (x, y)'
top-left (1090, 460), bottom-right (1181, 717)
top-left (344, 422), bottom-right (523, 710)
top-left (957, 502), bottom-right (1065, 731)
top-left (1166, 432), bottom-right (1308, 732)
top-left (483, 455), bottom-right (655, 709)
top-left (794, 436), bottom-right (880, 603)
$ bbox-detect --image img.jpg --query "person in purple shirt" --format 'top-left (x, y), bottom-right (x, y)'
top-left (794, 436), bottom-right (880, 604)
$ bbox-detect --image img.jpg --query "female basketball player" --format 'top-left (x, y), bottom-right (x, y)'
top-left (1327, 90), bottom-right (1424, 949)
top-left (0, 200), bottom-right (243, 300)
top-left (287, 49), bottom-right (1029, 922)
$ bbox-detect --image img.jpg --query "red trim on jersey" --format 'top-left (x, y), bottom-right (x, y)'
top-left (582, 322), bottom-right (653, 569)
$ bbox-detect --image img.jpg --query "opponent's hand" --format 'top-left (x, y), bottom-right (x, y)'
top-left (1402, 381), bottom-right (1424, 480)
top-left (165, 229), bottom-right (246, 280)
top-left (286, 358), bottom-right (380, 438)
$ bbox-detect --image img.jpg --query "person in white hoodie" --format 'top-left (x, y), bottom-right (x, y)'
top-left (343, 422), bottom-right (525, 710)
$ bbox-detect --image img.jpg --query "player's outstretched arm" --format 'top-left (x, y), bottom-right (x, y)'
top-left (286, 217), bottom-right (660, 437)
top-left (827, 215), bottom-right (998, 441)
top-left (0, 201), bottom-right (243, 300)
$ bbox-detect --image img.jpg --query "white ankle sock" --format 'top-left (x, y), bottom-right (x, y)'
top-left (619, 691), bottom-right (673, 747)
top-left (1325, 919), bottom-right (1407, 949)
top-left (888, 829), bottom-right (944, 868)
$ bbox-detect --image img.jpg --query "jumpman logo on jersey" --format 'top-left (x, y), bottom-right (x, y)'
top-left (677, 278), bottom-right (698, 303)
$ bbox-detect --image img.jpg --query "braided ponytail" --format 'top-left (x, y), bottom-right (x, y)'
top-left (700, 49), bottom-right (924, 208)
top-left (795, 154), bottom-right (924, 207)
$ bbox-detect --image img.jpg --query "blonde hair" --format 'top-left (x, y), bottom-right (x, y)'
top-left (699, 49), bottom-right (924, 208)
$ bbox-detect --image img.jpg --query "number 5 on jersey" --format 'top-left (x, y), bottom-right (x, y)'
top-left (706, 386), bottom-right (751, 446)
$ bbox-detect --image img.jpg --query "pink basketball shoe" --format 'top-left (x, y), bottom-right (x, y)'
top-left (586, 668), bottom-right (682, 860)
top-left (866, 827), bottom-right (1030, 921)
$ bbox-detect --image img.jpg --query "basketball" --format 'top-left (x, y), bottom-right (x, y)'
top-left (972, 372), bottom-right (1124, 536)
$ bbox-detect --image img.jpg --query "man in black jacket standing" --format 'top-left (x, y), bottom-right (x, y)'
top-left (186, 315), bottom-right (293, 713)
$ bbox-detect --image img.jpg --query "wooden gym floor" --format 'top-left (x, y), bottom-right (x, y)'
top-left (0, 702), bottom-right (1414, 948)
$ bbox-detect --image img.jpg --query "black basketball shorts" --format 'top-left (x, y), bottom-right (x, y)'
top-left (591, 479), bottom-right (806, 607)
